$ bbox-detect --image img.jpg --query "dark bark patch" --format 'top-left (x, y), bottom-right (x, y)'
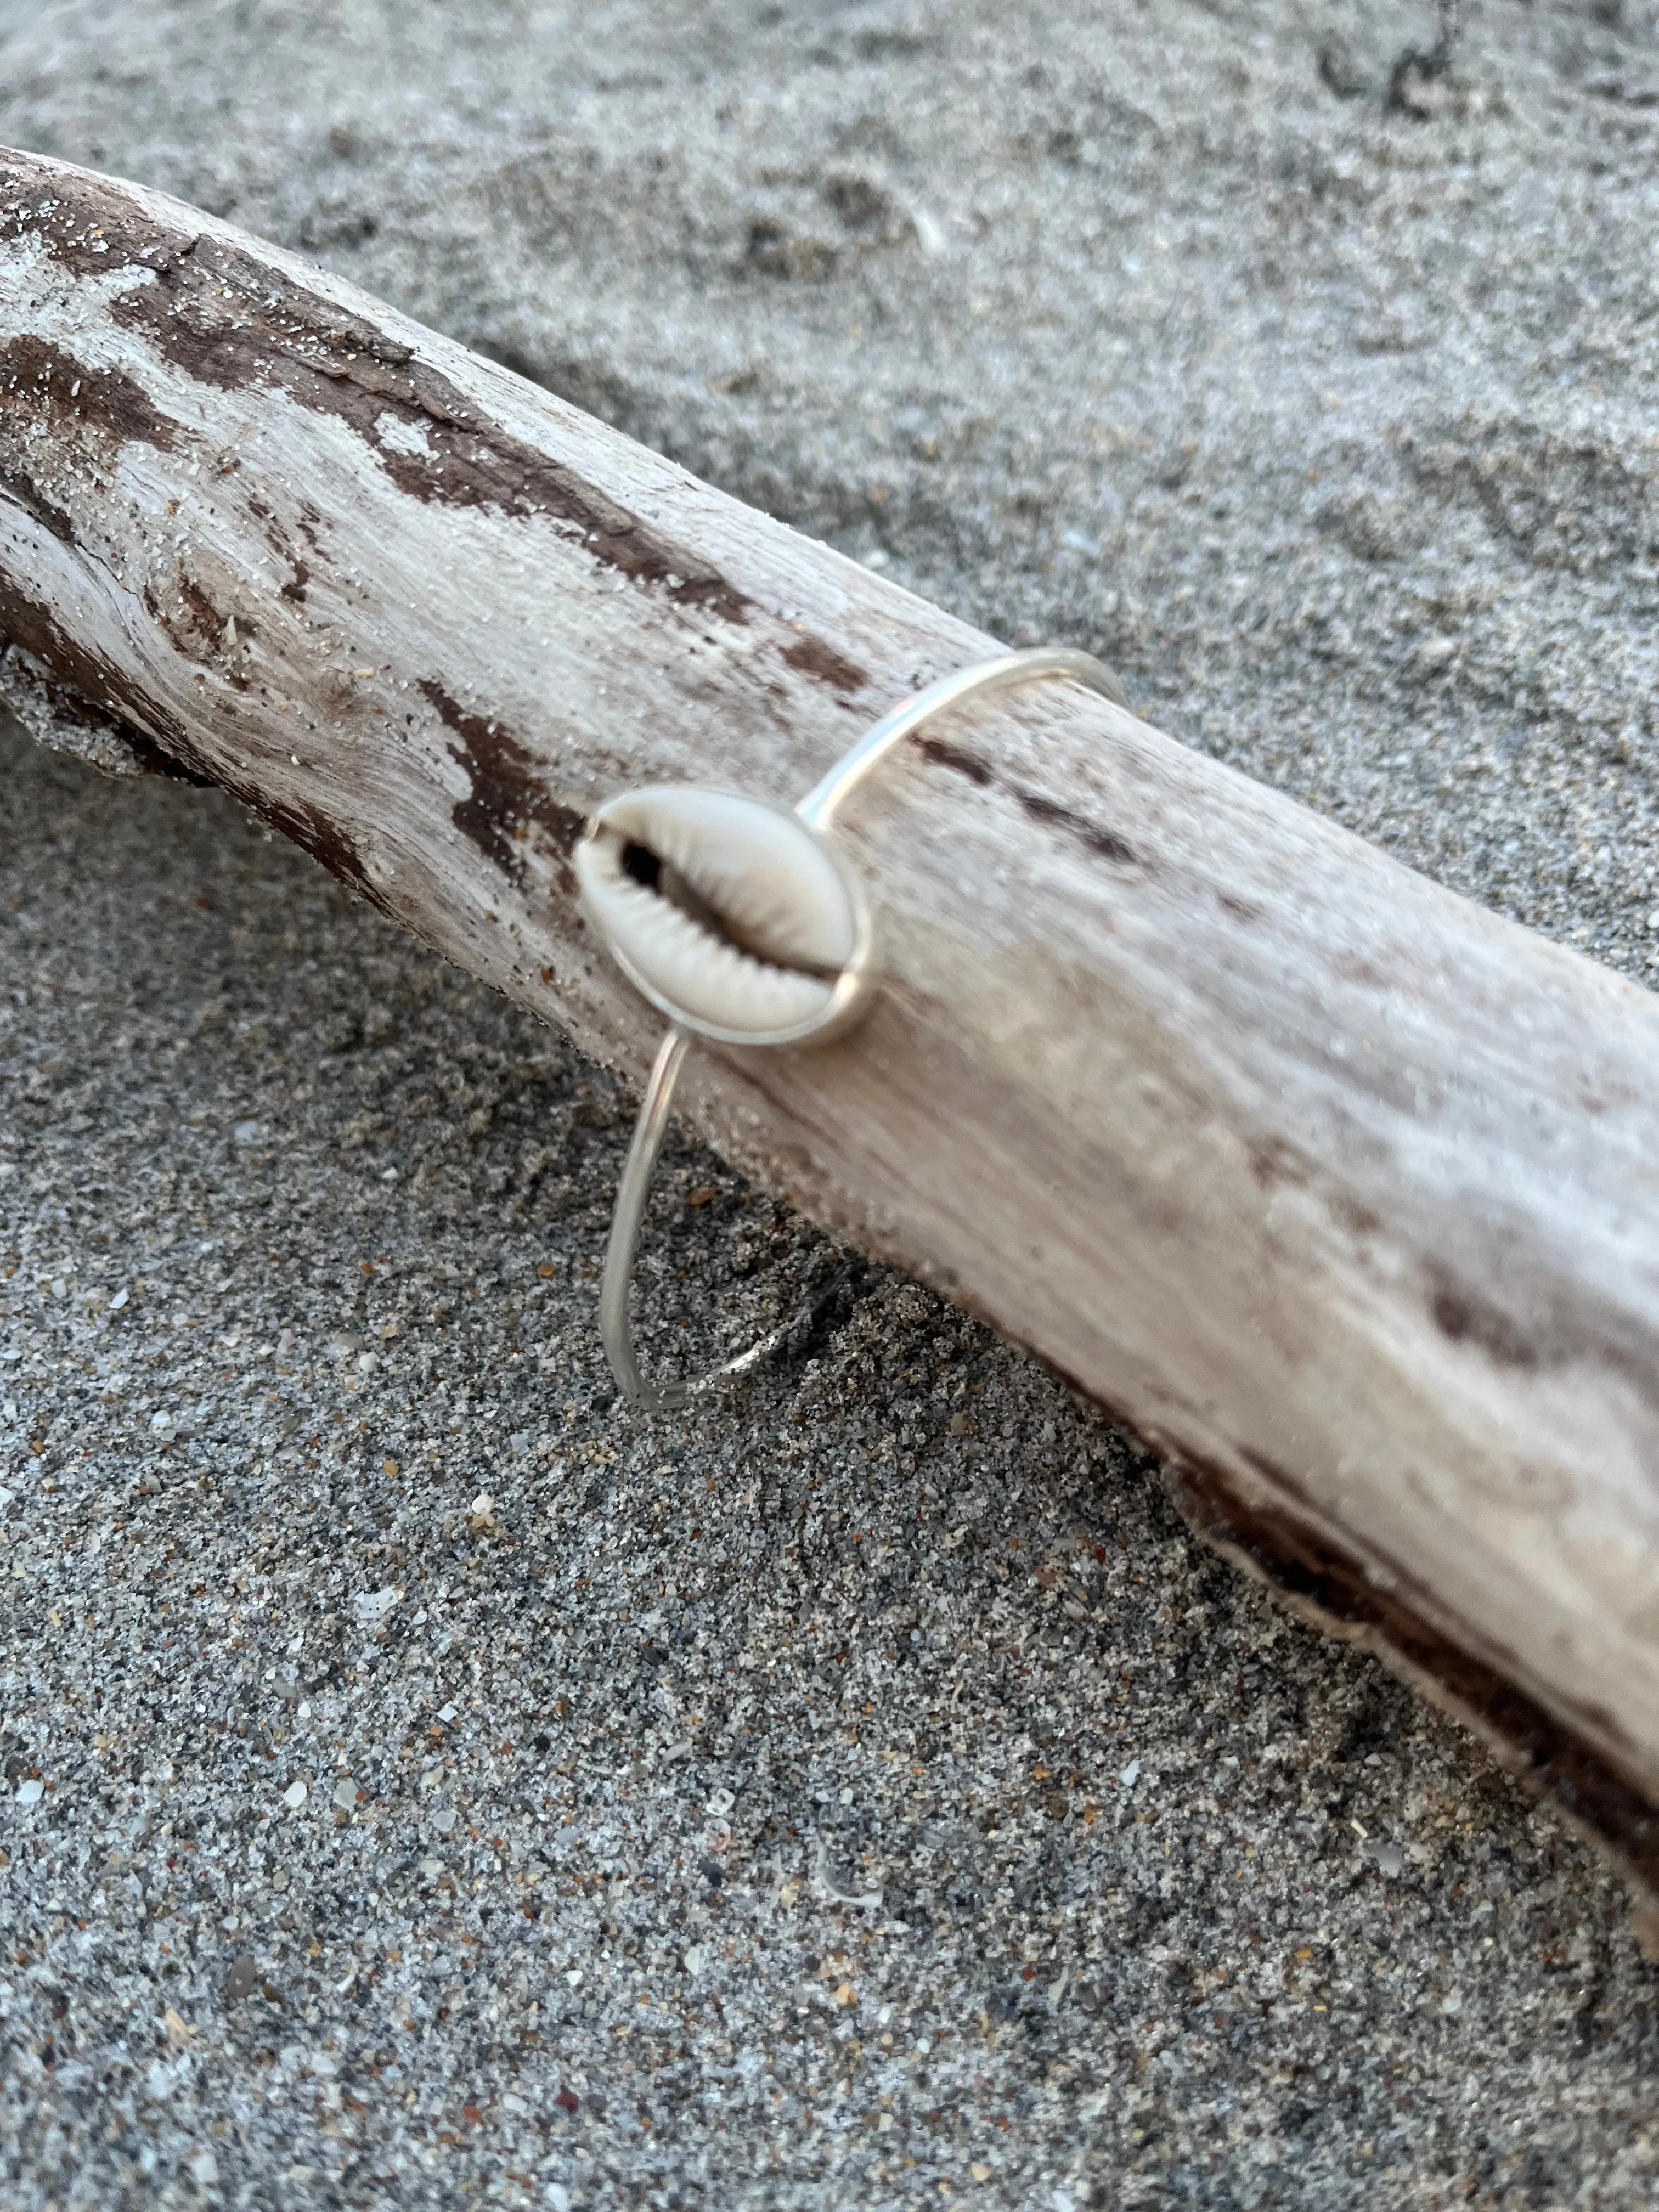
top-left (1329, 1189), bottom-right (1384, 1239)
top-left (0, 333), bottom-right (181, 456)
top-left (1419, 1252), bottom-right (1659, 1423)
top-left (419, 678), bottom-right (584, 890)
top-left (1248, 1146), bottom-right (1379, 1239)
top-left (0, 334), bottom-right (183, 549)
top-left (1218, 890), bottom-right (1265, 926)
top-left (1248, 1136), bottom-right (1314, 1190)
top-left (136, 573), bottom-right (248, 686)
top-left (915, 731), bottom-right (992, 786)
top-left (0, 155), bottom-right (183, 274)
top-left (0, 153), bottom-right (749, 628)
top-left (782, 634), bottom-right (870, 696)
top-left (175, 574), bottom-right (232, 654)
top-left (249, 792), bottom-right (398, 921)
top-left (918, 735), bottom-right (1142, 867)
top-left (246, 494), bottom-right (320, 606)
top-left (0, 466), bottom-right (74, 543)
top-left (1014, 787), bottom-right (1139, 868)
top-left (1430, 1279), bottom-right (1540, 1371)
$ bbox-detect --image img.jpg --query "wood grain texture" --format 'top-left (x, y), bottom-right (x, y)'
top-left (5, 148), bottom-right (1659, 1887)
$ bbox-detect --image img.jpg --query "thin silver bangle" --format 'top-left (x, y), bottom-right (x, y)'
top-left (578, 646), bottom-right (1129, 1413)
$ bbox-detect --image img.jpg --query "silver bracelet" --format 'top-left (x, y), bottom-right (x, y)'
top-left (575, 646), bottom-right (1128, 1412)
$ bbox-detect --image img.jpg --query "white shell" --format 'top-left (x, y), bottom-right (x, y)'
top-left (576, 786), bottom-right (866, 1042)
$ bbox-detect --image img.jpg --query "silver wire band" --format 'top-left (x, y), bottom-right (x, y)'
top-left (598, 647), bottom-right (1128, 1412)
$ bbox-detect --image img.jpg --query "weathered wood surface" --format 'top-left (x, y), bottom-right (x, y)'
top-left (5, 147), bottom-right (1659, 1889)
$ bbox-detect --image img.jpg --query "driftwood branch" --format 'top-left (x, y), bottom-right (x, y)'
top-left (5, 148), bottom-right (1659, 1892)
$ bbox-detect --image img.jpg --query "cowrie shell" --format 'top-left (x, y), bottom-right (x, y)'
top-left (576, 786), bottom-right (873, 1046)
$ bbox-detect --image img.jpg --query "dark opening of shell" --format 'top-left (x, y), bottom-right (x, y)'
top-left (613, 836), bottom-right (838, 979)
top-left (621, 840), bottom-right (661, 890)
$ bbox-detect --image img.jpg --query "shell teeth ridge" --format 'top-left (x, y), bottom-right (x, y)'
top-left (590, 867), bottom-right (832, 1032)
top-left (621, 790), bottom-right (856, 970)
